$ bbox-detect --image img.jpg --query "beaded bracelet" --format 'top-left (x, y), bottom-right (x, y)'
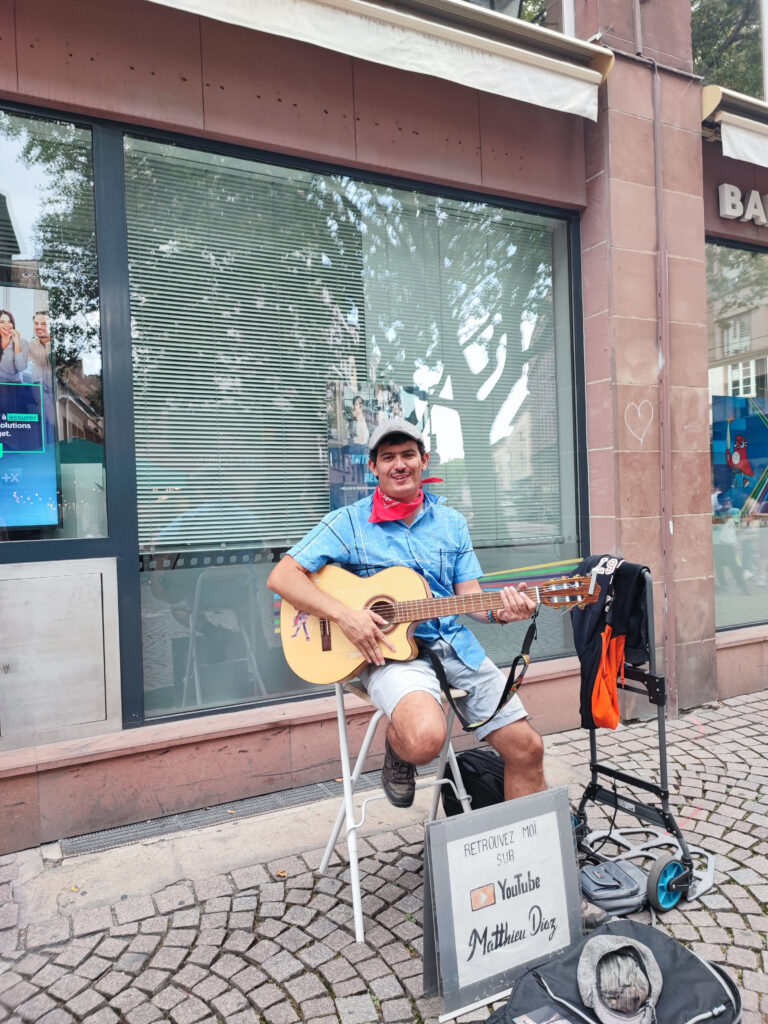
top-left (487, 609), bottom-right (505, 625)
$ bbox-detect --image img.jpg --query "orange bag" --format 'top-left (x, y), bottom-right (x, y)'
top-left (590, 625), bottom-right (627, 730)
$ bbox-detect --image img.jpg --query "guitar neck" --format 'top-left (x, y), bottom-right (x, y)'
top-left (390, 589), bottom-right (535, 625)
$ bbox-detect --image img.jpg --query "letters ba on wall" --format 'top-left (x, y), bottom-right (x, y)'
top-left (719, 183), bottom-right (768, 226)
top-left (423, 787), bottom-right (582, 1016)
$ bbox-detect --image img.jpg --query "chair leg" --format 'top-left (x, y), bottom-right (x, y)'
top-left (429, 707), bottom-right (471, 821)
top-left (324, 683), bottom-right (367, 942)
top-left (320, 703), bottom-right (385, 875)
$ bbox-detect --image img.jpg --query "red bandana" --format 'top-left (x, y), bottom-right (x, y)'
top-left (369, 479), bottom-right (443, 523)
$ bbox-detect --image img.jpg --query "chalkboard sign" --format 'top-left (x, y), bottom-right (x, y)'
top-left (423, 786), bottom-right (582, 1019)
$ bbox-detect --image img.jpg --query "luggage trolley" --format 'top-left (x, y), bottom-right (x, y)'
top-left (571, 567), bottom-right (715, 915)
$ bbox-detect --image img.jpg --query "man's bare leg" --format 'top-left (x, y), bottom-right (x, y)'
top-left (388, 690), bottom-right (446, 764)
top-left (486, 718), bottom-right (546, 800)
top-left (380, 691), bottom-right (446, 807)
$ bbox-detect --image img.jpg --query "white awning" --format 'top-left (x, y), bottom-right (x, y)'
top-left (702, 84), bottom-right (768, 170)
top-left (718, 112), bottom-right (768, 168)
top-left (146, 0), bottom-right (611, 121)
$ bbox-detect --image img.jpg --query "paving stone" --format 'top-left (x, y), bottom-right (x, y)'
top-left (164, 929), bottom-right (197, 948)
top-left (370, 974), bottom-right (405, 999)
top-left (125, 1004), bottom-right (163, 1024)
top-left (172, 910), bottom-right (201, 928)
top-left (191, 975), bottom-right (228, 1000)
top-left (115, 951), bottom-right (150, 974)
top-left (0, 981), bottom-right (36, 1010)
top-left (231, 966), bottom-right (267, 993)
top-left (66, 988), bottom-right (106, 1017)
top-left (93, 970), bottom-right (132, 997)
top-left (298, 942), bottom-right (335, 969)
top-left (15, 992), bottom-right (57, 1021)
top-left (285, 972), bottom-right (326, 1001)
top-left (335, 993), bottom-right (378, 1024)
top-left (134, 968), bottom-right (171, 994)
top-left (263, 950), bottom-right (305, 983)
top-left (152, 985), bottom-right (186, 1011)
top-left (231, 865), bottom-right (271, 890)
top-left (212, 952), bottom-right (248, 980)
top-left (148, 946), bottom-right (187, 971)
top-left (48, 973), bottom-right (91, 1000)
top-left (115, 898), bottom-right (156, 925)
top-left (13, 956), bottom-right (47, 979)
top-left (109, 987), bottom-right (146, 1013)
top-left (211, 989), bottom-right (249, 1016)
top-left (37, 1010), bottom-right (75, 1024)
top-left (224, 929), bottom-right (254, 953)
top-left (82, 1008), bottom-right (120, 1024)
top-left (249, 982), bottom-right (284, 1010)
top-left (381, 997), bottom-right (413, 1021)
top-left (262, 1002), bottom-right (300, 1024)
top-left (194, 876), bottom-right (233, 900)
top-left (28, 964), bottom-right (66, 988)
top-left (94, 937), bottom-right (128, 959)
top-left (169, 995), bottom-right (209, 1023)
top-left (25, 920), bottom-right (70, 949)
top-left (185, 947), bottom-right (218, 967)
top-left (76, 955), bottom-right (112, 980)
top-left (72, 907), bottom-right (113, 936)
top-left (154, 884), bottom-right (196, 915)
top-left (139, 917), bottom-right (169, 934)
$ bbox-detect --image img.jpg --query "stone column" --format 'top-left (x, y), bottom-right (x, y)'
top-left (576, 0), bottom-right (716, 712)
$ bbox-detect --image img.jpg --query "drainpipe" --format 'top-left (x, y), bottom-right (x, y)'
top-left (633, 0), bottom-right (678, 715)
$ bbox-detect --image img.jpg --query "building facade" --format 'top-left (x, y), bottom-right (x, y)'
top-left (0, 0), bottom-right (766, 854)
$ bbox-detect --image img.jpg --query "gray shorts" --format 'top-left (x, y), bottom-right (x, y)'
top-left (358, 639), bottom-right (528, 742)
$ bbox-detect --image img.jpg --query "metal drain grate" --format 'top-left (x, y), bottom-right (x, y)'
top-left (59, 760), bottom-right (442, 857)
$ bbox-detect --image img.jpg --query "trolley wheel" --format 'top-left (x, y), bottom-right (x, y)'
top-left (647, 853), bottom-right (686, 912)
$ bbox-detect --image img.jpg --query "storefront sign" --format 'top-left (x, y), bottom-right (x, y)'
top-left (719, 182), bottom-right (768, 225)
top-left (422, 787), bottom-right (581, 1020)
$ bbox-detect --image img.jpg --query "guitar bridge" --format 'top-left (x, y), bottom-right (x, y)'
top-left (320, 618), bottom-right (332, 652)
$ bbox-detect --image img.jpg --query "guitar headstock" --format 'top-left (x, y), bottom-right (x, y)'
top-left (538, 575), bottom-right (600, 609)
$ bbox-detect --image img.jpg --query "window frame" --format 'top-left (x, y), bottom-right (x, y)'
top-left (1, 97), bottom-right (589, 727)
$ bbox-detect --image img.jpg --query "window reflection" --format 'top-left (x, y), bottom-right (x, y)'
top-left (707, 244), bottom-right (768, 628)
top-left (0, 113), bottom-right (104, 539)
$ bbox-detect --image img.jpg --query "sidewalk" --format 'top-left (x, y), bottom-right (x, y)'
top-left (1, 690), bottom-right (767, 1024)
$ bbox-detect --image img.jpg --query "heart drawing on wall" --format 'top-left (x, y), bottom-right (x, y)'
top-left (624, 400), bottom-right (654, 444)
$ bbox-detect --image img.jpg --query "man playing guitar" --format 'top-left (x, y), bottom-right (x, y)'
top-left (267, 418), bottom-right (546, 809)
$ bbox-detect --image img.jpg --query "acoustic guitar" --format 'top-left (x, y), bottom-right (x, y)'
top-left (280, 564), bottom-right (599, 685)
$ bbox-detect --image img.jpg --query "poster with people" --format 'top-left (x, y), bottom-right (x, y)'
top-left (711, 394), bottom-right (768, 591)
top-left (0, 286), bottom-right (58, 529)
top-left (327, 372), bottom-right (431, 511)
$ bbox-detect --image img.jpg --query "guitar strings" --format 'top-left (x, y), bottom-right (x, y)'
top-left (381, 577), bottom-right (594, 623)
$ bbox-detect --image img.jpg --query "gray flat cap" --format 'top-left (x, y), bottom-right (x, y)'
top-left (577, 934), bottom-right (662, 1024)
top-left (368, 417), bottom-right (424, 453)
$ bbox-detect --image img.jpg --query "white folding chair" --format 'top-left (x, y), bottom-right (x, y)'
top-left (319, 680), bottom-right (472, 942)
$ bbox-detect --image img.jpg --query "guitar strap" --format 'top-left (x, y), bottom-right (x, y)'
top-left (418, 608), bottom-right (539, 732)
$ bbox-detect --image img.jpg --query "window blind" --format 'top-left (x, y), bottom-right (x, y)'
top-left (125, 140), bottom-right (366, 551)
top-left (125, 138), bottom-right (575, 555)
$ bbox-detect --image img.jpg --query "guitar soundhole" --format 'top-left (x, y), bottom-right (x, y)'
top-left (369, 599), bottom-right (396, 631)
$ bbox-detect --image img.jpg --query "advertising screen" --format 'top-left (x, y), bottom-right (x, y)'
top-left (0, 287), bottom-right (59, 529)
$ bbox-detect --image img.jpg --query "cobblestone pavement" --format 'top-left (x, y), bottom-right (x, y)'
top-left (1, 689), bottom-right (767, 1024)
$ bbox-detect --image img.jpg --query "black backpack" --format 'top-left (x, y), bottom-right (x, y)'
top-left (487, 918), bottom-right (741, 1024)
top-left (442, 747), bottom-right (505, 816)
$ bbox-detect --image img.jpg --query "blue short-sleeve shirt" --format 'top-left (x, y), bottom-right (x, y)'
top-left (286, 491), bottom-right (487, 669)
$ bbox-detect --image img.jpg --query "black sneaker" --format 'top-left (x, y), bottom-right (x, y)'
top-left (581, 896), bottom-right (611, 933)
top-left (382, 739), bottom-right (416, 808)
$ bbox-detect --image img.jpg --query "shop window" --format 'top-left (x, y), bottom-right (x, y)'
top-left (692, 0), bottom-right (764, 99)
top-left (721, 313), bottom-right (751, 356)
top-left (0, 112), bottom-right (104, 540)
top-left (706, 243), bottom-right (768, 630)
top-left (125, 137), bottom-right (579, 716)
